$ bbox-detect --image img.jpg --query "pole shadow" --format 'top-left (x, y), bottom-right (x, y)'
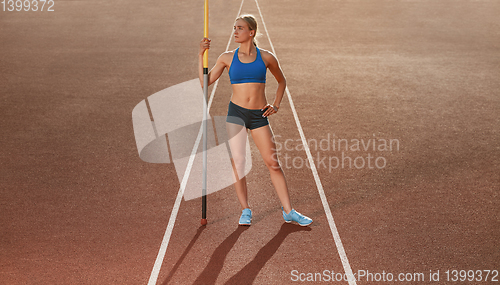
top-left (161, 225), bottom-right (206, 285)
top-left (192, 226), bottom-right (250, 285)
top-left (224, 223), bottom-right (312, 285)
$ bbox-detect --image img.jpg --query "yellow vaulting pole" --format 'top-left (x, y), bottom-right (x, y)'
top-left (203, 0), bottom-right (209, 68)
top-left (201, 0), bottom-right (208, 226)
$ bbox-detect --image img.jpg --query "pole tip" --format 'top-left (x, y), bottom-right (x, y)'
top-left (201, 219), bottom-right (208, 226)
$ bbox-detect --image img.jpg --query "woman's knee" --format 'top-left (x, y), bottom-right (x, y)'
top-left (264, 158), bottom-right (281, 171)
top-left (232, 156), bottom-right (246, 170)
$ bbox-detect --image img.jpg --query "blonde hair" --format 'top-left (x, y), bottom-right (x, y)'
top-left (235, 14), bottom-right (259, 46)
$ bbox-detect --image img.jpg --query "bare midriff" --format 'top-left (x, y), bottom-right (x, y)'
top-left (230, 82), bottom-right (267, 110)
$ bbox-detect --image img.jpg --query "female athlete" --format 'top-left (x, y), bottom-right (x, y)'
top-left (198, 14), bottom-right (312, 226)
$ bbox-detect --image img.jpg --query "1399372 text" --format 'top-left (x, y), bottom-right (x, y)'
top-left (1, 0), bottom-right (55, 12)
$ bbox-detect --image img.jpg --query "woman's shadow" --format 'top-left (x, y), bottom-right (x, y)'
top-left (162, 225), bottom-right (250, 285)
top-left (192, 225), bottom-right (250, 285)
top-left (161, 223), bottom-right (311, 285)
top-left (223, 223), bottom-right (311, 284)
top-left (193, 223), bottom-right (311, 285)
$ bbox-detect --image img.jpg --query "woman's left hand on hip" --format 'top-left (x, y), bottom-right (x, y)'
top-left (261, 104), bottom-right (279, 117)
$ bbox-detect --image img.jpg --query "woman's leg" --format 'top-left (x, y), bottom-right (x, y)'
top-left (226, 122), bottom-right (250, 210)
top-left (250, 125), bottom-right (293, 213)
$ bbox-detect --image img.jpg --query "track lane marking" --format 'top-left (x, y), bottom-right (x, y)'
top-left (254, 1), bottom-right (357, 284)
top-left (146, 1), bottom-right (245, 284)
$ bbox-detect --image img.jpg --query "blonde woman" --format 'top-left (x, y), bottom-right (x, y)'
top-left (198, 14), bottom-right (312, 226)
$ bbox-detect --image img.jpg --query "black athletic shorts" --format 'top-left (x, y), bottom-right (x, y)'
top-left (226, 101), bottom-right (269, 130)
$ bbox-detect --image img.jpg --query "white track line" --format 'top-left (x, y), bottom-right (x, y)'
top-left (146, 1), bottom-right (245, 284)
top-left (254, 1), bottom-right (357, 284)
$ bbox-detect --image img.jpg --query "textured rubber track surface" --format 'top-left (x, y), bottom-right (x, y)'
top-left (1, 0), bottom-right (498, 284)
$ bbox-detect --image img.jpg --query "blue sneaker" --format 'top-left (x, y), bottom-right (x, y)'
top-left (239, 208), bottom-right (252, 225)
top-left (282, 207), bottom-right (313, 226)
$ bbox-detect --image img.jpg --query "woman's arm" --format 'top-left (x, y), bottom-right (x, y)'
top-left (263, 50), bottom-right (286, 115)
top-left (198, 38), bottom-right (228, 88)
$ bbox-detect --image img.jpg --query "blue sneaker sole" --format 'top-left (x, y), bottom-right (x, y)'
top-left (285, 220), bottom-right (313, 226)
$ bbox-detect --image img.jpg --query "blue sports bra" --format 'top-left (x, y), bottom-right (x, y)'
top-left (228, 47), bottom-right (267, 84)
